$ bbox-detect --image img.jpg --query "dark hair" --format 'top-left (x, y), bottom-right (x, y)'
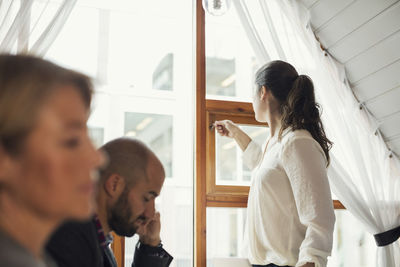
top-left (0, 54), bottom-right (93, 156)
top-left (255, 60), bottom-right (332, 165)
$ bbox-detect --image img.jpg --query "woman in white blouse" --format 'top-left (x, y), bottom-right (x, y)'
top-left (215, 60), bottom-right (335, 267)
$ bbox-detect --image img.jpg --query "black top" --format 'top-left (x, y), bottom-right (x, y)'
top-left (46, 220), bottom-right (173, 267)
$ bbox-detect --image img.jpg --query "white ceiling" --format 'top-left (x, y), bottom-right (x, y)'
top-left (300, 0), bottom-right (400, 157)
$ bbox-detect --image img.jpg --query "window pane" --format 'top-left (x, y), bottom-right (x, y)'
top-left (88, 127), bottom-right (104, 148)
top-left (43, 1), bottom-right (194, 267)
top-left (124, 112), bottom-right (173, 178)
top-left (152, 53), bottom-right (174, 91)
top-left (46, 5), bottom-right (99, 78)
top-left (206, 207), bottom-right (248, 267)
top-left (104, 0), bottom-right (191, 92)
top-left (205, 5), bottom-right (259, 101)
top-left (216, 125), bottom-right (269, 186)
top-left (329, 210), bottom-right (376, 267)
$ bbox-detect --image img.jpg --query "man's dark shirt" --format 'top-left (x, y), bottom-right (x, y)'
top-left (46, 218), bottom-right (173, 267)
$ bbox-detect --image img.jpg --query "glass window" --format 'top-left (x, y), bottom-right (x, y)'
top-left (205, 4), bottom-right (259, 101)
top-left (124, 112), bottom-right (173, 178)
top-left (88, 127), bottom-right (104, 148)
top-left (43, 1), bottom-right (194, 267)
top-left (329, 210), bottom-right (376, 267)
top-left (153, 53), bottom-right (174, 91)
top-left (46, 5), bottom-right (99, 78)
top-left (106, 1), bottom-right (191, 93)
top-left (216, 125), bottom-right (269, 186)
top-left (206, 207), bottom-right (247, 267)
top-left (206, 57), bottom-right (235, 97)
top-left (124, 235), bottom-right (139, 267)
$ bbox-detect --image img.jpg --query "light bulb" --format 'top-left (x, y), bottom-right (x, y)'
top-left (202, 0), bottom-right (231, 16)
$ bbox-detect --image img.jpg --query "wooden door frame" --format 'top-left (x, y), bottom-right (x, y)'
top-left (195, 0), bottom-right (207, 265)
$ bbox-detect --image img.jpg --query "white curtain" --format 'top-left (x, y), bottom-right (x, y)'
top-left (0, 0), bottom-right (77, 56)
top-left (233, 0), bottom-right (400, 266)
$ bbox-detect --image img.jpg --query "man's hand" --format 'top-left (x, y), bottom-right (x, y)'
top-left (137, 212), bottom-right (162, 247)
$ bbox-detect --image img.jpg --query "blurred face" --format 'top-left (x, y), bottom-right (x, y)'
top-left (4, 86), bottom-right (104, 221)
top-left (108, 156), bottom-right (165, 237)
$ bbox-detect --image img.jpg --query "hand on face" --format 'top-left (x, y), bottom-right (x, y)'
top-left (214, 120), bottom-right (238, 138)
top-left (137, 211), bottom-right (161, 247)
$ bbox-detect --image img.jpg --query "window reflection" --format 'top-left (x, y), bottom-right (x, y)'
top-left (328, 210), bottom-right (376, 267)
top-left (207, 207), bottom-right (247, 266)
top-left (216, 125), bottom-right (269, 186)
top-left (153, 53), bottom-right (174, 91)
top-left (206, 4), bottom-right (258, 101)
top-left (88, 127), bottom-right (104, 148)
top-left (206, 57), bottom-right (235, 96)
top-left (124, 112), bottom-right (173, 178)
top-left (45, 2), bottom-right (194, 266)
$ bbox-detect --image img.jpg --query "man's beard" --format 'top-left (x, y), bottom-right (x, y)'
top-left (108, 189), bottom-right (138, 237)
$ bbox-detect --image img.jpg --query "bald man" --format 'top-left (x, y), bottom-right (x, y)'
top-left (46, 138), bottom-right (173, 267)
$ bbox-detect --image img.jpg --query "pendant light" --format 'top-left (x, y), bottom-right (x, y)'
top-left (202, 0), bottom-right (231, 16)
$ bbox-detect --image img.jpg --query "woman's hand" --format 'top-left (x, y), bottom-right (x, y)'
top-left (213, 120), bottom-right (251, 151)
top-left (214, 120), bottom-right (238, 138)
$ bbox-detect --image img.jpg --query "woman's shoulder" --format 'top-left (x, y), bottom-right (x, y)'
top-left (280, 128), bottom-right (314, 145)
top-left (280, 129), bottom-right (326, 161)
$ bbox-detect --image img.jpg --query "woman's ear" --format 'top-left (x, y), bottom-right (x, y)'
top-left (260, 86), bottom-right (268, 101)
top-left (261, 85), bottom-right (276, 102)
top-left (104, 173), bottom-right (126, 199)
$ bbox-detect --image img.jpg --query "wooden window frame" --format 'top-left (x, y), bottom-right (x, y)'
top-left (205, 99), bottom-right (263, 208)
top-left (204, 99), bottom-right (345, 209)
top-left (111, 233), bottom-right (124, 267)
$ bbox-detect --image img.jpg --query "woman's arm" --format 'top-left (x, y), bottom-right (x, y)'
top-left (281, 137), bottom-right (335, 267)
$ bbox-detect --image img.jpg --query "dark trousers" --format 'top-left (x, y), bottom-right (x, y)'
top-left (252, 264), bottom-right (292, 267)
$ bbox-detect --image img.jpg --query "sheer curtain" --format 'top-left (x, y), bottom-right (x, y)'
top-left (0, 0), bottom-right (76, 56)
top-left (233, 0), bottom-right (400, 266)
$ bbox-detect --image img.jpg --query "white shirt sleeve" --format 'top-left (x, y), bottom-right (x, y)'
top-left (281, 137), bottom-right (335, 267)
top-left (242, 140), bottom-right (263, 170)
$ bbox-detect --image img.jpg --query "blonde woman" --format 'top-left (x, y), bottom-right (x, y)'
top-left (0, 55), bottom-right (104, 266)
top-left (215, 61), bottom-right (335, 267)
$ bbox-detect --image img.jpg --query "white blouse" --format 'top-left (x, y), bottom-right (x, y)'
top-left (242, 129), bottom-right (335, 267)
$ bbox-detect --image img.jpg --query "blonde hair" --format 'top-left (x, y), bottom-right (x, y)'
top-left (0, 54), bottom-right (93, 156)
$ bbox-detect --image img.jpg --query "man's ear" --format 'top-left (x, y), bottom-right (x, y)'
top-left (103, 174), bottom-right (126, 199)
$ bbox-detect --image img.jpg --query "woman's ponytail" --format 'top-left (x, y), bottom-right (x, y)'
top-left (282, 75), bottom-right (318, 125)
top-left (280, 75), bottom-right (332, 165)
top-left (255, 61), bottom-right (332, 166)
